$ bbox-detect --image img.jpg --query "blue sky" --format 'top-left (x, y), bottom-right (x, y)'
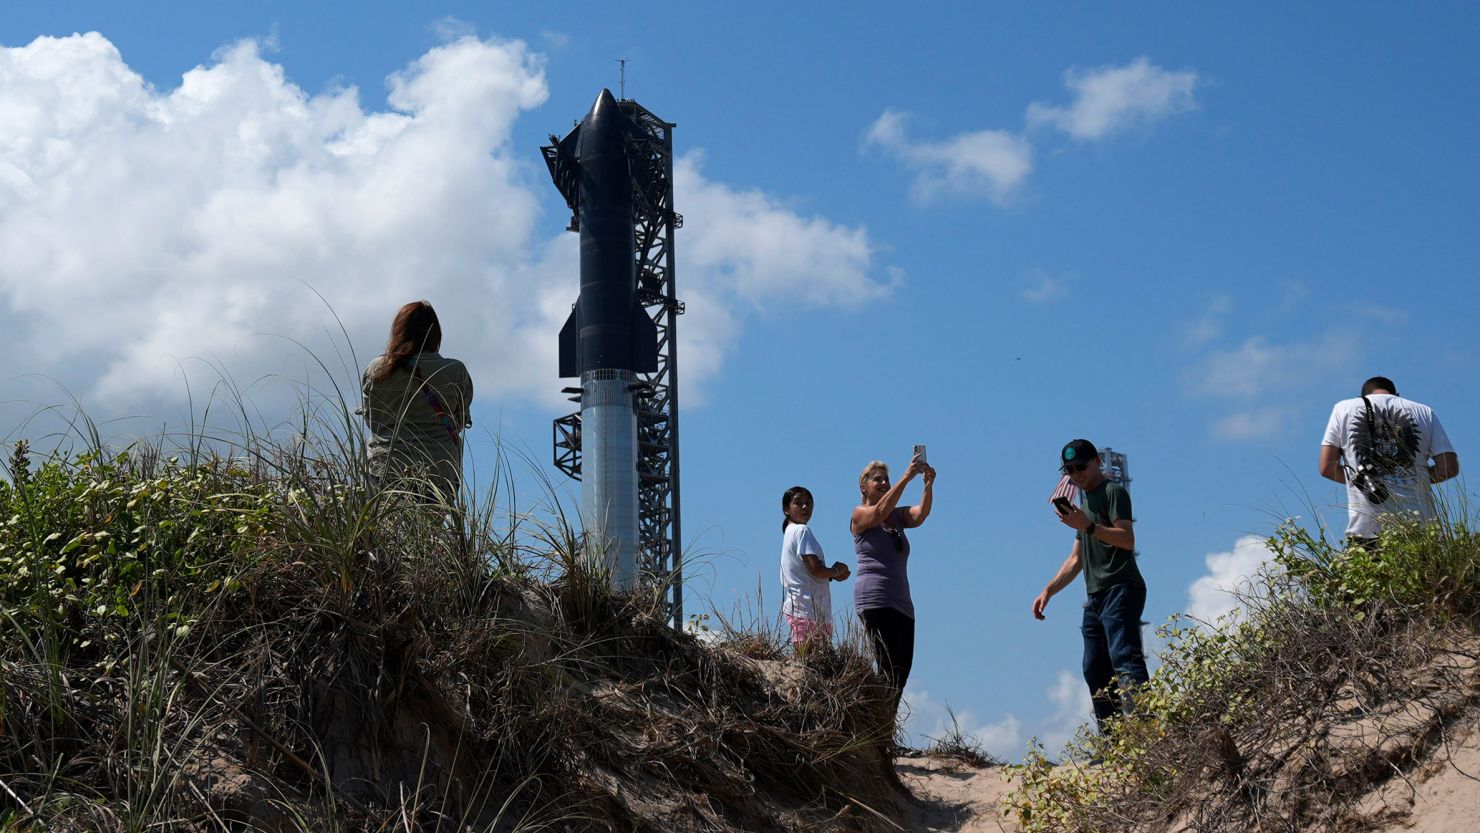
top-left (3, 3), bottom-right (1478, 756)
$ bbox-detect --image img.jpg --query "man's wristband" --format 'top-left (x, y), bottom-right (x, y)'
top-left (1086, 521), bottom-right (1098, 537)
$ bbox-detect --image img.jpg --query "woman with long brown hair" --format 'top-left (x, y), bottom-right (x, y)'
top-left (360, 301), bottom-right (473, 497)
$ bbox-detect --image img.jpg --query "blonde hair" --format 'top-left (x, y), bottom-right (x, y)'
top-left (858, 460), bottom-right (889, 490)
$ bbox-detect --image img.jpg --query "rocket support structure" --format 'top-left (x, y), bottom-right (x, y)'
top-left (544, 89), bottom-right (676, 597)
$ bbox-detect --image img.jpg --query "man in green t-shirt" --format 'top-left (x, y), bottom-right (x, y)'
top-left (1032, 439), bottom-right (1149, 734)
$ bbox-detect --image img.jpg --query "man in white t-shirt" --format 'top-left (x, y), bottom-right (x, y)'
top-left (1320, 376), bottom-right (1460, 542)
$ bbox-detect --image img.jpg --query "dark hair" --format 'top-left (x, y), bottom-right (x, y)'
top-left (781, 485), bottom-right (813, 531)
top-left (1361, 376), bottom-right (1398, 397)
top-left (371, 301), bottom-right (443, 383)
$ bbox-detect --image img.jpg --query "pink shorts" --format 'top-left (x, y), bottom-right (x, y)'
top-left (785, 614), bottom-right (834, 647)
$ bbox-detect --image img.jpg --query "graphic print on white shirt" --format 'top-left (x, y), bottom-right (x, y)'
top-left (1322, 394), bottom-right (1455, 537)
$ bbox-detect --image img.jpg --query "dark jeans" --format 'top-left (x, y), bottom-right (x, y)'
top-left (860, 607), bottom-right (915, 695)
top-left (1082, 581), bottom-right (1149, 733)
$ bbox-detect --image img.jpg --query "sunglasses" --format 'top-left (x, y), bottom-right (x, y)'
top-left (885, 526), bottom-right (904, 552)
top-left (1061, 460), bottom-right (1092, 474)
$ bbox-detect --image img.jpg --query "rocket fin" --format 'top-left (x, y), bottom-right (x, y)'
top-left (630, 302), bottom-right (659, 373)
top-left (558, 300), bottom-right (581, 378)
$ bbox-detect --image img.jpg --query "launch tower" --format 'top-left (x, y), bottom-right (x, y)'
top-left (545, 92), bottom-right (685, 628)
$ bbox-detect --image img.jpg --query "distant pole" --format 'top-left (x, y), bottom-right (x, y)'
top-left (617, 58), bottom-right (629, 100)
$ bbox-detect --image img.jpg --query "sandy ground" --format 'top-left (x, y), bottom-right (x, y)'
top-left (896, 755), bottom-right (1020, 833)
top-left (1359, 714), bottom-right (1480, 833)
top-left (1398, 747), bottom-right (1480, 833)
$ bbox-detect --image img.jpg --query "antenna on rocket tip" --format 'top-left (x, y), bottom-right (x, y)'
top-left (617, 58), bottom-right (629, 100)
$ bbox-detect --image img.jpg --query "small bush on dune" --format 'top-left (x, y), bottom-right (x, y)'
top-left (1004, 516), bottom-right (1480, 833)
top-left (923, 706), bottom-right (1003, 769)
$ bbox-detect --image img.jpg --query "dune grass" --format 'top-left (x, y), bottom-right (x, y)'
top-left (0, 390), bottom-right (908, 832)
top-left (1003, 510), bottom-right (1480, 833)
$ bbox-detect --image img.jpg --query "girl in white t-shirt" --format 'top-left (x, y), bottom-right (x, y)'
top-left (779, 486), bottom-right (851, 653)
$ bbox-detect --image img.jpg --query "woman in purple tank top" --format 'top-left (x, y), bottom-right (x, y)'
top-left (851, 455), bottom-right (935, 713)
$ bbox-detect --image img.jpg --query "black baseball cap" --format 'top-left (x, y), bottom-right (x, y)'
top-left (1060, 439), bottom-right (1098, 471)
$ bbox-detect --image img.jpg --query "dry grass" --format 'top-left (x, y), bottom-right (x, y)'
top-left (0, 425), bottom-right (921, 832)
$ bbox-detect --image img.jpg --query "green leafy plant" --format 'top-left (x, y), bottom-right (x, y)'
top-left (1004, 512), bottom-right (1480, 833)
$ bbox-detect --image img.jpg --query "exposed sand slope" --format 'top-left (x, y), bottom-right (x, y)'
top-left (897, 755), bottom-right (1020, 833)
top-left (1358, 713), bottom-right (1480, 833)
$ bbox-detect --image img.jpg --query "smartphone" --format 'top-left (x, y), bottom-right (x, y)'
top-left (1052, 496), bottom-right (1073, 514)
top-left (913, 444), bottom-right (927, 464)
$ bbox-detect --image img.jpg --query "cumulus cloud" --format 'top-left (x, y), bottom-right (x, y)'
top-left (902, 688), bottom-right (1022, 759)
top-left (0, 32), bottom-right (551, 419)
top-left (863, 109), bottom-right (1033, 204)
top-left (0, 32), bottom-right (891, 431)
top-left (1186, 535), bottom-right (1277, 624)
top-left (865, 57), bottom-right (1195, 205)
top-left (1027, 56), bottom-right (1199, 140)
top-left (1039, 669), bottom-right (1094, 754)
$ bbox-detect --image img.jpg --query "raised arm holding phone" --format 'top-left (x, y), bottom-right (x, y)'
top-left (852, 452), bottom-right (936, 713)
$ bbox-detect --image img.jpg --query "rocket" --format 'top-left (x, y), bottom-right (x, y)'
top-left (546, 89), bottom-right (658, 589)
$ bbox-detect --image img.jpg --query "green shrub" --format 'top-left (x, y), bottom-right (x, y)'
top-left (1003, 515), bottom-right (1480, 833)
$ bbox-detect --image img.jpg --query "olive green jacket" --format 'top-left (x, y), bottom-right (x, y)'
top-left (360, 352), bottom-right (472, 491)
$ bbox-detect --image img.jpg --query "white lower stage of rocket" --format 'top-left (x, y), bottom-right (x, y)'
top-left (579, 369), bottom-right (640, 589)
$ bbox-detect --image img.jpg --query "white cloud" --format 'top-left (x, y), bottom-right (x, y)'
top-left (903, 674), bottom-right (1092, 760)
top-left (1280, 281), bottom-right (1309, 313)
top-left (1187, 331), bottom-right (1357, 440)
top-left (866, 57), bottom-right (1195, 205)
top-left (1039, 669), bottom-right (1093, 754)
top-left (1183, 317), bottom-right (1222, 347)
top-left (1183, 293), bottom-right (1231, 347)
top-left (1186, 535), bottom-right (1276, 624)
top-left (1188, 332), bottom-right (1358, 399)
top-left (0, 32), bottom-right (551, 418)
top-left (1211, 407), bottom-right (1288, 440)
top-left (1347, 301), bottom-right (1408, 326)
top-left (676, 151), bottom-right (892, 311)
top-left (0, 33), bottom-right (890, 429)
top-left (1021, 269), bottom-right (1067, 303)
top-left (902, 688), bottom-right (1023, 759)
top-left (864, 109), bottom-right (1033, 204)
top-left (1027, 56), bottom-right (1198, 141)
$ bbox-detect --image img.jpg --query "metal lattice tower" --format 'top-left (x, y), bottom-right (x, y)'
top-left (545, 98), bottom-right (685, 628)
top-left (1100, 447), bottom-right (1130, 486)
